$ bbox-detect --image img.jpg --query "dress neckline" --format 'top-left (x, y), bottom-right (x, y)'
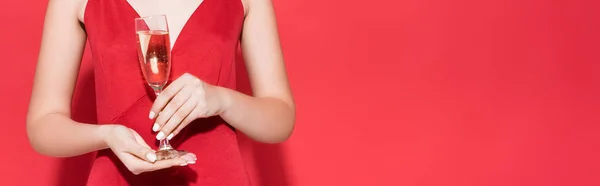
top-left (122, 0), bottom-right (207, 53)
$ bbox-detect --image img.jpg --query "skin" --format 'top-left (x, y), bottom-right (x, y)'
top-left (26, 0), bottom-right (295, 175)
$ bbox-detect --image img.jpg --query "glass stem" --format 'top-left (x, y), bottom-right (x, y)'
top-left (158, 139), bottom-right (173, 151)
top-left (153, 87), bottom-right (172, 151)
top-left (153, 88), bottom-right (162, 97)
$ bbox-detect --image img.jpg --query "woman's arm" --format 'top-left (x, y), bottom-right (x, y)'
top-left (26, 0), bottom-right (109, 157)
top-left (219, 0), bottom-right (295, 143)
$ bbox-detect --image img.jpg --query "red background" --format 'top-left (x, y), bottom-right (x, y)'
top-left (1, 0), bottom-right (600, 185)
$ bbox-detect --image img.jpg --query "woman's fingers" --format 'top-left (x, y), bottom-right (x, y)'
top-left (148, 73), bottom-right (209, 140)
top-left (122, 140), bottom-right (157, 163)
top-left (147, 156), bottom-right (191, 170)
top-left (179, 153), bottom-right (197, 164)
top-left (149, 74), bottom-right (193, 119)
top-left (119, 152), bottom-right (190, 175)
top-left (170, 106), bottom-right (200, 139)
top-left (160, 95), bottom-right (198, 140)
top-left (153, 83), bottom-right (193, 138)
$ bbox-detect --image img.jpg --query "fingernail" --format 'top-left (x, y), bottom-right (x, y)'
top-left (156, 132), bottom-right (164, 140)
top-left (167, 133), bottom-right (174, 140)
top-left (152, 123), bottom-right (160, 132)
top-left (180, 162), bottom-right (188, 166)
top-left (146, 152), bottom-right (157, 162)
top-left (149, 111), bottom-right (156, 119)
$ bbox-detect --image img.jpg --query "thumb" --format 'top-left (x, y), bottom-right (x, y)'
top-left (124, 141), bottom-right (157, 163)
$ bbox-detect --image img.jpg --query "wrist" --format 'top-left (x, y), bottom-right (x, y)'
top-left (97, 124), bottom-right (119, 149)
top-left (215, 86), bottom-right (233, 116)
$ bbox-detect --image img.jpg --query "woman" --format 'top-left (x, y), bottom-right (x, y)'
top-left (26, 0), bottom-right (295, 185)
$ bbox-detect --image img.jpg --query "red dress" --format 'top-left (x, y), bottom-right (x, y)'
top-left (83, 0), bottom-right (251, 185)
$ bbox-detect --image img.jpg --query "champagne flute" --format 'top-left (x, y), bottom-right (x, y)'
top-left (135, 15), bottom-right (186, 160)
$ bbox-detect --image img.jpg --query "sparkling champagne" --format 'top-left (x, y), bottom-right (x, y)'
top-left (136, 30), bottom-right (171, 91)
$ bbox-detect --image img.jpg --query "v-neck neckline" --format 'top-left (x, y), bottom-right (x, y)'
top-left (123, 0), bottom-right (206, 53)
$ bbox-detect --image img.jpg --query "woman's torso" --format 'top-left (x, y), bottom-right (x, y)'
top-left (80, 0), bottom-right (250, 185)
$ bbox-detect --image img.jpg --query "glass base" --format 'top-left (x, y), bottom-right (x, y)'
top-left (155, 149), bottom-right (188, 161)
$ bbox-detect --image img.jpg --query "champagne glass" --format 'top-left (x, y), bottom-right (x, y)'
top-left (135, 15), bottom-right (186, 160)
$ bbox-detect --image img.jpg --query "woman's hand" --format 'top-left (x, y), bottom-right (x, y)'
top-left (104, 125), bottom-right (197, 175)
top-left (149, 73), bottom-right (228, 140)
